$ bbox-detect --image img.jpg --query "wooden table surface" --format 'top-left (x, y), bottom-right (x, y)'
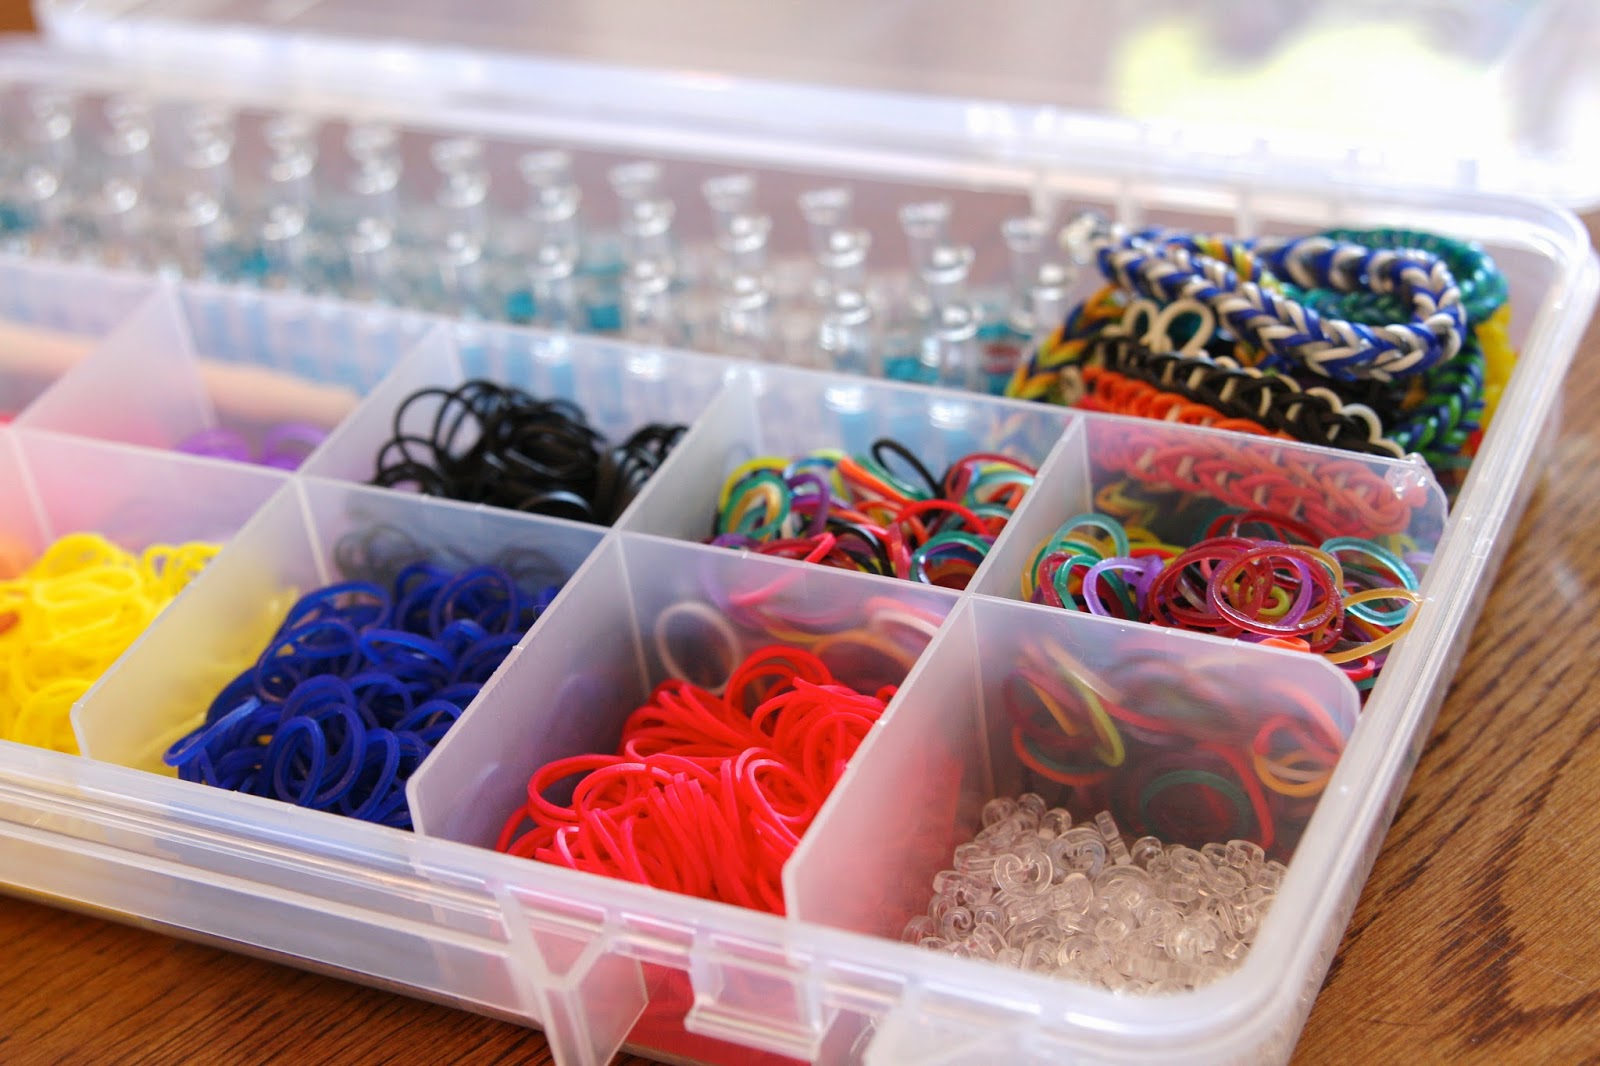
top-left (4, 5), bottom-right (1600, 1064)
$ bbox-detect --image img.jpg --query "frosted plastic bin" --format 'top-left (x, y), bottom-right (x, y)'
top-left (0, 2), bottom-right (1598, 1064)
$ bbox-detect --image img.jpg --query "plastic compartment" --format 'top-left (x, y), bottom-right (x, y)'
top-left (303, 320), bottom-right (731, 522)
top-left (973, 415), bottom-right (1449, 595)
top-left (621, 366), bottom-right (1073, 550)
top-left (788, 590), bottom-right (1359, 933)
top-left (412, 532), bottom-right (955, 848)
top-left (0, 258), bottom-right (156, 417)
top-left (413, 532), bottom-right (957, 1063)
top-left (17, 282), bottom-right (429, 463)
top-left (0, 426), bottom-right (286, 751)
top-left (74, 476), bottom-right (605, 774)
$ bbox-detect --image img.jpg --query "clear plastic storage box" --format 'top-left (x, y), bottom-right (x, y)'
top-left (1, 2), bottom-right (1598, 1064)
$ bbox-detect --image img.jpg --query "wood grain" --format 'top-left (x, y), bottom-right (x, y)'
top-left (1, 1), bottom-right (1599, 1057)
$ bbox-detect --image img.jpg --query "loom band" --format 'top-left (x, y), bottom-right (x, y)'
top-left (171, 743), bottom-right (216, 785)
top-left (450, 632), bottom-right (522, 686)
top-left (373, 450), bottom-right (453, 496)
top-left (1008, 645), bottom-right (1121, 748)
top-left (725, 645), bottom-right (835, 710)
top-left (1322, 589), bottom-right (1422, 665)
top-left (304, 704), bottom-right (371, 807)
top-left (862, 598), bottom-right (944, 648)
top-left (1321, 538), bottom-right (1419, 621)
top-left (909, 532), bottom-right (992, 588)
top-left (1251, 716), bottom-right (1342, 778)
top-left (719, 472), bottom-right (791, 540)
top-left (791, 708), bottom-right (874, 777)
top-left (1144, 548), bottom-right (1244, 622)
top-left (633, 685), bottom-right (756, 748)
top-left (24, 564), bottom-right (145, 609)
top-left (25, 533), bottom-right (125, 575)
top-left (1013, 728), bottom-right (1114, 789)
top-left (276, 673), bottom-right (358, 726)
top-left (508, 487), bottom-right (602, 524)
top-left (751, 534), bottom-right (841, 567)
top-left (698, 807), bottom-right (765, 913)
top-left (1209, 556), bottom-right (1340, 638)
top-left (227, 703), bottom-right (286, 757)
top-left (1135, 767), bottom-right (1256, 845)
top-left (260, 717), bottom-right (328, 807)
top-left (619, 735), bottom-right (740, 766)
top-left (631, 752), bottom-right (726, 789)
top-left (1204, 509), bottom-right (1325, 547)
top-left (431, 618), bottom-right (494, 666)
top-left (1000, 667), bottom-right (1086, 745)
top-left (1080, 559), bottom-right (1145, 620)
top-left (167, 694), bottom-right (265, 769)
top-left (1252, 749), bottom-right (1335, 798)
top-left (1339, 655), bottom-right (1381, 687)
top-left (265, 601), bottom-right (366, 659)
top-left (392, 728), bottom-right (434, 778)
top-left (433, 571), bottom-right (523, 638)
top-left (962, 478), bottom-right (1034, 520)
top-left (652, 672), bottom-right (752, 729)
top-left (1199, 740), bottom-right (1279, 849)
top-left (784, 473), bottom-right (836, 537)
top-left (850, 450), bottom-right (931, 505)
top-left (258, 421), bottom-right (330, 462)
top-left (1042, 671), bottom-right (1126, 769)
top-left (890, 498), bottom-right (991, 543)
top-left (869, 438), bottom-right (942, 501)
top-left (1095, 487), bottom-right (1161, 533)
top-left (836, 455), bottom-right (918, 507)
top-left (391, 698), bottom-right (464, 738)
top-left (348, 678), bottom-right (421, 731)
top-left (213, 745), bottom-right (270, 793)
top-left (522, 754), bottom-right (628, 823)
top-left (1249, 744), bottom-right (1338, 785)
top-left (1025, 552), bottom-right (1069, 608)
top-left (281, 582), bottom-right (390, 634)
top-left (1245, 584), bottom-right (1298, 623)
top-left (500, 819), bottom-right (552, 858)
top-left (570, 770), bottom-right (669, 826)
top-left (1124, 553), bottom-right (1171, 609)
top-left (249, 653), bottom-right (315, 701)
top-left (579, 806), bottom-right (652, 886)
top-left (961, 502), bottom-right (1021, 538)
top-left (357, 627), bottom-right (456, 677)
top-left (735, 754), bottom-right (822, 825)
top-left (336, 729), bottom-right (404, 821)
top-left (1207, 545), bottom-right (1322, 623)
top-left (941, 453), bottom-right (1037, 499)
top-left (714, 457), bottom-right (790, 517)
top-left (783, 449), bottom-right (845, 485)
top-left (174, 426), bottom-right (254, 461)
top-left (651, 600), bottom-right (741, 694)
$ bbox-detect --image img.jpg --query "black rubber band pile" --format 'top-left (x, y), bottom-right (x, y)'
top-left (372, 380), bottom-right (687, 525)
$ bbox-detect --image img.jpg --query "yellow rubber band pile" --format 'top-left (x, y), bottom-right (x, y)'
top-left (0, 533), bottom-right (219, 754)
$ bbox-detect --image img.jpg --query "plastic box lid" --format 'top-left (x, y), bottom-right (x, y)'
top-left (32, 0), bottom-right (1600, 209)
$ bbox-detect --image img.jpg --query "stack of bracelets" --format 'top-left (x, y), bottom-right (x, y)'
top-left (0, 533), bottom-right (218, 753)
top-left (370, 379), bottom-right (687, 525)
top-left (1008, 224), bottom-right (1516, 485)
top-left (709, 439), bottom-right (1035, 588)
top-left (167, 551), bottom-right (560, 828)
top-left (497, 645), bottom-right (896, 914)
top-left (1024, 509), bottom-right (1420, 697)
